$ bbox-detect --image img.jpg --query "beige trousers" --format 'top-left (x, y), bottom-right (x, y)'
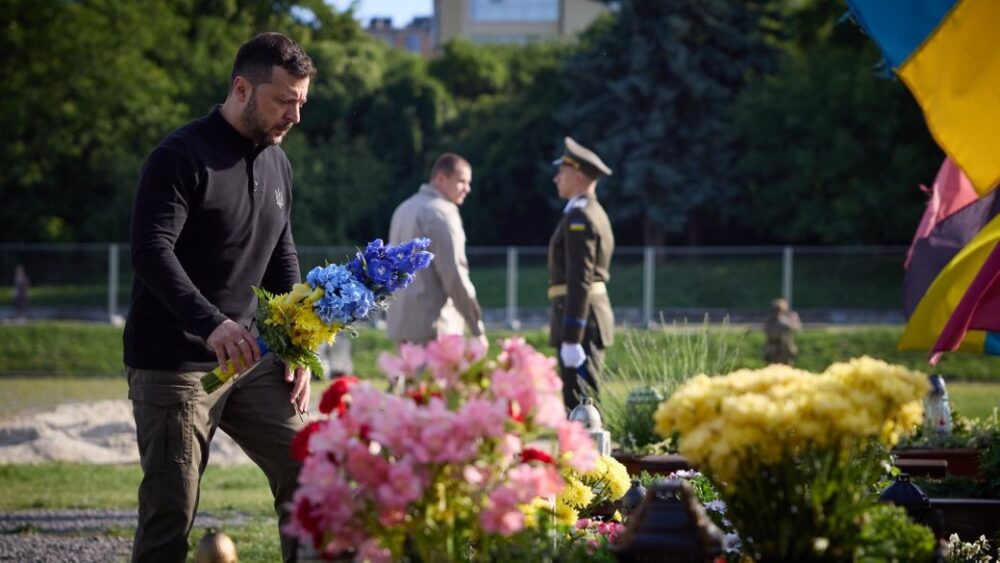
top-left (127, 356), bottom-right (304, 562)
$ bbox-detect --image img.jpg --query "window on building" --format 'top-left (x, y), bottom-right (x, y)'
top-left (406, 34), bottom-right (422, 52)
top-left (470, 0), bottom-right (558, 22)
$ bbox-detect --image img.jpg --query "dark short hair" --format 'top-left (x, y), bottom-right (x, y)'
top-left (230, 32), bottom-right (316, 88)
top-left (430, 153), bottom-right (470, 179)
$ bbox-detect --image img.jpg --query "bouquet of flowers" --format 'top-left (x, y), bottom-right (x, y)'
top-left (653, 356), bottom-right (928, 561)
top-left (200, 238), bottom-right (433, 393)
top-left (284, 336), bottom-right (601, 562)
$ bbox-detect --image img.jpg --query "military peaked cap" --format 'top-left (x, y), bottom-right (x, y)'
top-left (552, 136), bottom-right (613, 178)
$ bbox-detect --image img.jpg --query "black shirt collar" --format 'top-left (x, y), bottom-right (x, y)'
top-left (207, 106), bottom-right (263, 159)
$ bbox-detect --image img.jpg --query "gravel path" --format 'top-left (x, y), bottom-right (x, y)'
top-left (0, 509), bottom-right (250, 562)
top-left (0, 400), bottom-right (292, 560)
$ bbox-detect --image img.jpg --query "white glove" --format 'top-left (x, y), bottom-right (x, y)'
top-left (560, 342), bottom-right (587, 369)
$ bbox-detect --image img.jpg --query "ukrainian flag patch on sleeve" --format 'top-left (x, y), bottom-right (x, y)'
top-left (569, 220), bottom-right (587, 232)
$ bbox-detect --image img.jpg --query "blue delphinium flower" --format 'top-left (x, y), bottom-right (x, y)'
top-left (317, 238), bottom-right (434, 318)
top-left (390, 238), bottom-right (431, 272)
top-left (366, 258), bottom-right (394, 286)
top-left (345, 238), bottom-right (433, 301)
top-left (364, 239), bottom-right (385, 259)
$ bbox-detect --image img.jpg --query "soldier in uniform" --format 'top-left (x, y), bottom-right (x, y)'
top-left (547, 137), bottom-right (615, 410)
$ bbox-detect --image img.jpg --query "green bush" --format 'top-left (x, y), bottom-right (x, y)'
top-left (855, 504), bottom-right (936, 563)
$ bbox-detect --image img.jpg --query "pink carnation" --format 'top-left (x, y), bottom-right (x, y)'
top-left (345, 441), bottom-right (390, 488)
top-left (378, 343), bottom-right (427, 389)
top-left (507, 462), bottom-right (564, 500)
top-left (375, 460), bottom-right (425, 510)
top-left (425, 334), bottom-right (486, 386)
top-left (356, 539), bottom-right (393, 563)
top-left (558, 420), bottom-right (598, 472)
top-left (480, 486), bottom-right (525, 535)
top-left (457, 397), bottom-right (508, 439)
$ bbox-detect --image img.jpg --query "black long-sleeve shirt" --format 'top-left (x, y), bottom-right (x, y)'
top-left (124, 108), bottom-right (300, 370)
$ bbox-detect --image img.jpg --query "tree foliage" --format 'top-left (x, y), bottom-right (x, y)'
top-left (557, 0), bottom-right (782, 244)
top-left (726, 0), bottom-right (940, 243)
top-left (3, 0), bottom-right (943, 247)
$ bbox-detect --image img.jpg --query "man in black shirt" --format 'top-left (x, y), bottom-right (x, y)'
top-left (124, 32), bottom-right (314, 562)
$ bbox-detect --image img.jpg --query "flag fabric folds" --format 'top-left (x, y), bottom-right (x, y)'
top-left (903, 158), bottom-right (998, 317)
top-left (900, 210), bottom-right (1000, 363)
top-left (846, 0), bottom-right (1000, 195)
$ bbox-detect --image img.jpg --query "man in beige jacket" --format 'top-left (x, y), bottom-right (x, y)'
top-left (386, 153), bottom-right (487, 346)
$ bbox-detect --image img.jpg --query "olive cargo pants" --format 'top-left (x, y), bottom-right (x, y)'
top-left (127, 356), bottom-right (304, 562)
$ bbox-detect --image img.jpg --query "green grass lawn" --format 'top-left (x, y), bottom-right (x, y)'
top-left (465, 252), bottom-right (904, 310)
top-left (4, 321), bottom-right (1000, 381)
top-left (0, 463), bottom-right (283, 561)
top-left (1, 250), bottom-right (905, 311)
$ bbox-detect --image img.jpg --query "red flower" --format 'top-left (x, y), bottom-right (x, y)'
top-left (405, 383), bottom-right (443, 405)
top-left (293, 496), bottom-right (325, 548)
top-left (520, 447), bottom-right (555, 464)
top-left (405, 383), bottom-right (430, 405)
top-left (290, 420), bottom-right (322, 462)
top-left (319, 375), bottom-right (360, 415)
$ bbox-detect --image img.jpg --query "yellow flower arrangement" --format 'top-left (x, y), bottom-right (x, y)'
top-left (653, 356), bottom-right (929, 561)
top-left (553, 454), bottom-right (631, 523)
top-left (654, 356), bottom-right (927, 484)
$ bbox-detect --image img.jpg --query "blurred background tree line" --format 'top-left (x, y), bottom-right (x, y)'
top-left (1, 0), bottom-right (941, 247)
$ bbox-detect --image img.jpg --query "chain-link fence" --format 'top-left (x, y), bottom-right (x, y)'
top-left (0, 243), bottom-right (908, 325)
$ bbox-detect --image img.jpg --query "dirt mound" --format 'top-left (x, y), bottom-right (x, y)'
top-left (0, 400), bottom-right (251, 465)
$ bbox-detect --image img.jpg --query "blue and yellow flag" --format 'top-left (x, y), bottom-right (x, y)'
top-left (847, 0), bottom-right (1000, 195)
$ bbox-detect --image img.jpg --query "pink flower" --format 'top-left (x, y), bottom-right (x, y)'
top-left (290, 336), bottom-right (607, 555)
top-left (356, 539), bottom-right (393, 563)
top-left (375, 460), bottom-right (425, 509)
top-left (533, 395), bottom-right (568, 429)
top-left (558, 420), bottom-right (598, 472)
top-left (377, 343), bottom-right (426, 382)
top-left (345, 441), bottom-right (389, 488)
top-left (480, 486), bottom-right (525, 535)
top-left (403, 398), bottom-right (478, 464)
top-left (499, 433), bottom-right (522, 465)
top-left (507, 463), bottom-right (564, 500)
top-left (463, 464), bottom-right (490, 485)
top-left (307, 417), bottom-right (351, 462)
top-left (299, 455), bottom-right (340, 490)
top-left (457, 398), bottom-right (508, 439)
top-left (284, 477), bottom-right (358, 549)
top-left (425, 334), bottom-right (486, 386)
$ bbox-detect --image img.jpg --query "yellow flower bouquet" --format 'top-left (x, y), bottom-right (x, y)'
top-left (200, 238), bottom-right (433, 393)
top-left (654, 356), bottom-right (928, 561)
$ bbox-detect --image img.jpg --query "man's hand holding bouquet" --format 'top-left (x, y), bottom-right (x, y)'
top-left (200, 238), bottom-right (433, 393)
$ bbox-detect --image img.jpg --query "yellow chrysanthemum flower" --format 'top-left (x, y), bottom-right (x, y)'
top-left (653, 356), bottom-right (928, 482)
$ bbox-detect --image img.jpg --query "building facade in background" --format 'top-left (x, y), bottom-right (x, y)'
top-left (366, 16), bottom-right (435, 56)
top-left (434, 0), bottom-right (608, 45)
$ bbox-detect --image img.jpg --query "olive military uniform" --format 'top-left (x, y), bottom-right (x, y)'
top-left (548, 138), bottom-right (615, 409)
